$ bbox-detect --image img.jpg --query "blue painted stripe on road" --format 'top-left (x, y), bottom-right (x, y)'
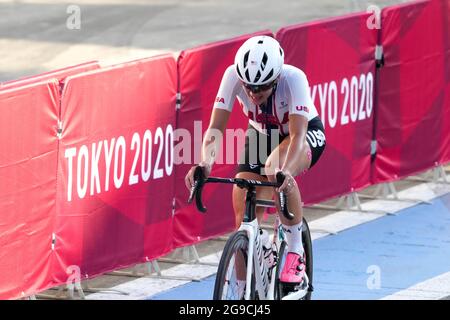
top-left (313, 192), bottom-right (450, 299)
top-left (149, 193), bottom-right (450, 300)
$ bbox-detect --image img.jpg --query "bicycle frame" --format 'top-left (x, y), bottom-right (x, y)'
top-left (240, 220), bottom-right (268, 300)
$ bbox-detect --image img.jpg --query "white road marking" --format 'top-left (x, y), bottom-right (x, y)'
top-left (382, 271), bottom-right (450, 300)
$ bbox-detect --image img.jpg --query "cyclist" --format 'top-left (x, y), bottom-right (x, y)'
top-left (185, 35), bottom-right (326, 285)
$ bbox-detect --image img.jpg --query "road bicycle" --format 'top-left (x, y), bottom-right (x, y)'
top-left (188, 167), bottom-right (313, 300)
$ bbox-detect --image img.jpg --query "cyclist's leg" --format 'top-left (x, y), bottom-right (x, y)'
top-left (265, 118), bottom-right (326, 285)
top-left (264, 136), bottom-right (312, 283)
top-left (265, 116), bottom-right (326, 224)
top-left (264, 135), bottom-right (312, 225)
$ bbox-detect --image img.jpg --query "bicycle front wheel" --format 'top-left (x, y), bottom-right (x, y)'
top-left (213, 231), bottom-right (255, 300)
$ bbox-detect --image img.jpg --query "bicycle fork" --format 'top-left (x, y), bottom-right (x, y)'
top-left (240, 222), bottom-right (255, 300)
top-left (239, 220), bottom-right (271, 300)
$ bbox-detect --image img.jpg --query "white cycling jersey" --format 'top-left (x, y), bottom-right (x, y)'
top-left (213, 64), bottom-right (319, 136)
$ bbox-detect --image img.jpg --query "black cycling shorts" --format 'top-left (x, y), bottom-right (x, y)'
top-left (236, 116), bottom-right (326, 176)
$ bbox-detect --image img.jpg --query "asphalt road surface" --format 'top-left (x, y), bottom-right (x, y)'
top-left (0, 0), bottom-right (404, 82)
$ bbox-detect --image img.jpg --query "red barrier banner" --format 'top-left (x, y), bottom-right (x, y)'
top-left (374, 0), bottom-right (448, 183)
top-left (0, 81), bottom-right (60, 299)
top-left (276, 12), bottom-right (378, 204)
top-left (442, 0), bottom-right (450, 164)
top-left (174, 31), bottom-right (273, 248)
top-left (0, 61), bottom-right (99, 90)
top-left (53, 55), bottom-right (177, 284)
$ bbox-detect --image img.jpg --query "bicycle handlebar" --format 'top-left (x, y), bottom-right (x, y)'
top-left (187, 166), bottom-right (294, 220)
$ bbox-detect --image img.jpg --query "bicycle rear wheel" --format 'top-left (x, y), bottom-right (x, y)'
top-left (213, 231), bottom-right (256, 300)
top-left (275, 217), bottom-right (313, 300)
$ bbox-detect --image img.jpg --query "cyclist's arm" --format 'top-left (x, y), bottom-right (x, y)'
top-left (282, 68), bottom-right (314, 176)
top-left (199, 108), bottom-right (231, 170)
top-left (185, 108), bottom-right (230, 189)
top-left (200, 65), bottom-right (238, 170)
top-left (281, 114), bottom-right (308, 176)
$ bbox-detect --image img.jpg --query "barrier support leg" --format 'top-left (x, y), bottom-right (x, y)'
top-left (432, 165), bottom-right (448, 184)
top-left (146, 260), bottom-right (162, 277)
top-left (38, 282), bottom-right (86, 300)
top-left (405, 166), bottom-right (448, 184)
top-left (309, 192), bottom-right (386, 214)
top-left (346, 192), bottom-right (362, 211)
top-left (368, 182), bottom-right (432, 206)
top-left (67, 280), bottom-right (85, 300)
top-left (106, 260), bottom-right (160, 278)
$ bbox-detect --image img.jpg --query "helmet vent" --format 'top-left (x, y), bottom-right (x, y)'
top-left (262, 69), bottom-right (274, 83)
top-left (243, 50), bottom-right (250, 68)
top-left (236, 65), bottom-right (243, 80)
top-left (261, 53), bottom-right (268, 71)
top-left (245, 69), bottom-right (251, 82)
top-left (254, 70), bottom-right (261, 83)
top-left (257, 39), bottom-right (264, 44)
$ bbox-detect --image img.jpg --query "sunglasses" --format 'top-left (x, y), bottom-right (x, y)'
top-left (243, 80), bottom-right (276, 93)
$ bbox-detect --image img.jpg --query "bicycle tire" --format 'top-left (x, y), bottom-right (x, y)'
top-left (213, 231), bottom-right (256, 300)
top-left (274, 240), bottom-right (287, 300)
top-left (274, 217), bottom-right (314, 300)
top-left (302, 217), bottom-right (313, 300)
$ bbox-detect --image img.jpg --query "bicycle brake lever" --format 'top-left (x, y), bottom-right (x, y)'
top-left (187, 166), bottom-right (207, 213)
top-left (187, 180), bottom-right (198, 204)
top-left (276, 172), bottom-right (295, 220)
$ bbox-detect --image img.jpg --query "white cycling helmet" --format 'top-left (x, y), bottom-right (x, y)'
top-left (234, 35), bottom-right (284, 86)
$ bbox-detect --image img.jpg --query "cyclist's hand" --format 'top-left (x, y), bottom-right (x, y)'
top-left (185, 162), bottom-right (211, 191)
top-left (275, 169), bottom-right (297, 194)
